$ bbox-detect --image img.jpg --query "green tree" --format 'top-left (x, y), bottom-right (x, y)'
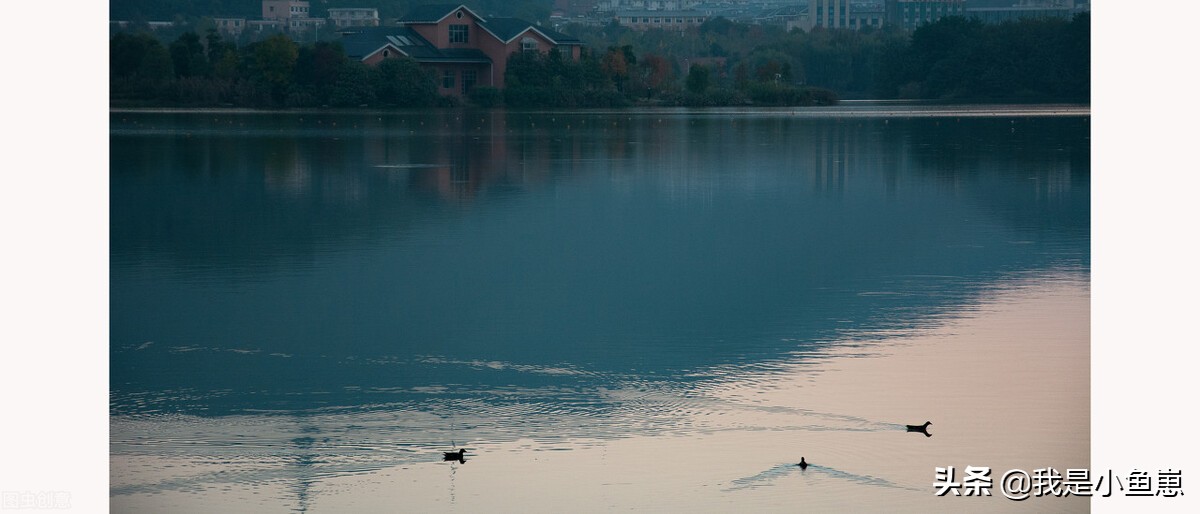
top-left (205, 29), bottom-right (236, 63)
top-left (369, 57), bottom-right (436, 107)
top-left (733, 62), bottom-right (750, 90)
top-left (205, 29), bottom-right (241, 81)
top-left (636, 54), bottom-right (674, 98)
top-left (686, 65), bottom-right (711, 94)
top-left (295, 41), bottom-right (348, 103)
top-left (601, 47), bottom-right (629, 92)
top-left (170, 31), bottom-right (209, 77)
top-left (329, 62), bottom-right (375, 107)
top-left (248, 34), bottom-right (299, 104)
top-left (111, 32), bottom-right (174, 82)
top-left (111, 32), bottom-right (174, 100)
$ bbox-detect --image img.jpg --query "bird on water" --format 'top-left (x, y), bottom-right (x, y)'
top-left (443, 448), bottom-right (467, 462)
top-left (798, 457), bottom-right (808, 470)
top-left (906, 421), bottom-right (933, 437)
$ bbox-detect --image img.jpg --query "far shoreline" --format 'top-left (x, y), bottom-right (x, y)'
top-left (109, 101), bottom-right (1090, 118)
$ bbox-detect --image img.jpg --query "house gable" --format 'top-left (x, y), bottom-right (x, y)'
top-left (495, 28), bottom-right (555, 54)
top-left (361, 43), bottom-right (407, 66)
top-left (397, 4), bottom-right (483, 24)
top-left (475, 17), bottom-right (582, 47)
top-left (402, 5), bottom-right (488, 49)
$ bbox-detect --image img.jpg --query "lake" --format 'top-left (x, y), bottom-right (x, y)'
top-left (110, 105), bottom-right (1089, 512)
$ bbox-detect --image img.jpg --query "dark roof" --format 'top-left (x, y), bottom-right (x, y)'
top-left (339, 26), bottom-right (491, 64)
top-left (398, 4), bottom-right (475, 23)
top-left (340, 26), bottom-right (429, 59)
top-left (480, 17), bottom-right (581, 45)
top-left (479, 17), bottom-right (536, 41)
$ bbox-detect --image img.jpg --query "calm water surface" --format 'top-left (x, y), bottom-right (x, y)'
top-left (110, 106), bottom-right (1089, 512)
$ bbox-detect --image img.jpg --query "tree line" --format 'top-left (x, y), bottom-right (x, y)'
top-left (564, 12), bottom-right (1088, 101)
top-left (109, 13), bottom-right (1088, 109)
top-left (111, 31), bottom-right (439, 108)
top-left (109, 29), bottom-right (837, 108)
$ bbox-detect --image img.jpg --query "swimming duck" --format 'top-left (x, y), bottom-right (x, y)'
top-left (906, 421), bottom-right (932, 437)
top-left (443, 449), bottom-right (467, 461)
top-left (798, 457), bottom-right (808, 470)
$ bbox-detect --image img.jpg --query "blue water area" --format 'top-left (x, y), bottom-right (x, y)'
top-left (110, 108), bottom-right (1088, 422)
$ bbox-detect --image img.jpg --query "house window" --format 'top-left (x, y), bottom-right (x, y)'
top-left (451, 24), bottom-right (468, 43)
top-left (521, 37), bottom-right (538, 53)
top-left (383, 49), bottom-right (389, 58)
top-left (461, 70), bottom-right (477, 95)
top-left (443, 70), bottom-right (455, 89)
top-left (449, 24), bottom-right (468, 43)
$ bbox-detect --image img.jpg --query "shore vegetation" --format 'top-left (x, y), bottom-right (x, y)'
top-left (110, 13), bottom-right (1088, 109)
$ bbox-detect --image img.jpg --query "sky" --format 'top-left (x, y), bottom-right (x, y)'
top-left (1, 2), bottom-right (1197, 512)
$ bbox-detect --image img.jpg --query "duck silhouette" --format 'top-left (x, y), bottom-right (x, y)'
top-left (443, 448), bottom-right (468, 462)
top-left (906, 421), bottom-right (932, 437)
top-left (797, 457), bottom-right (808, 470)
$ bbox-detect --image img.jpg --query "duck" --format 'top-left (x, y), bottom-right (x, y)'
top-left (906, 421), bottom-right (933, 437)
top-left (798, 457), bottom-right (808, 470)
top-left (443, 448), bottom-right (467, 461)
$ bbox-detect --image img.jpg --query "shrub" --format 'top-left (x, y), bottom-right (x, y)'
top-left (468, 86), bottom-right (502, 108)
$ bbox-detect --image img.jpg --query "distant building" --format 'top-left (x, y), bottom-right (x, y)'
top-left (340, 4), bottom-right (583, 96)
top-left (247, 19), bottom-right (285, 34)
top-left (328, 8), bottom-right (380, 28)
top-left (615, 10), bottom-right (708, 30)
top-left (114, 0), bottom-right (363, 38)
top-left (287, 17), bottom-right (325, 33)
top-left (257, 0), bottom-right (333, 34)
top-left (789, 1), bottom-right (884, 32)
top-left (754, 4), bottom-right (806, 27)
top-left (597, 1), bottom-right (701, 13)
top-left (966, 0), bottom-right (1080, 7)
top-left (885, 0), bottom-right (966, 30)
top-left (262, 1), bottom-right (311, 22)
top-left (849, 5), bottom-right (886, 30)
top-left (554, 0), bottom-right (599, 17)
top-left (809, 0), bottom-right (853, 29)
top-left (214, 17), bottom-right (247, 37)
top-left (965, 0), bottom-right (1087, 24)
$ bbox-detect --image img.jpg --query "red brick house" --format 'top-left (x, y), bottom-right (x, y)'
top-left (341, 4), bottom-right (583, 97)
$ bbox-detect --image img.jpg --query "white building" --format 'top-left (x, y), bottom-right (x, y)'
top-left (615, 10), bottom-right (709, 30)
top-left (328, 8), bottom-right (380, 28)
top-left (262, 1), bottom-right (311, 22)
top-left (214, 17), bottom-right (247, 36)
top-left (597, 1), bottom-right (702, 13)
top-left (789, 0), bottom-right (856, 31)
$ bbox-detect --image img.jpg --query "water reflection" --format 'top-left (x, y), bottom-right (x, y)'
top-left (111, 110), bottom-right (1087, 273)
top-left (728, 462), bottom-right (918, 492)
top-left (111, 272), bottom-right (1087, 512)
top-left (110, 107), bottom-right (1088, 512)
